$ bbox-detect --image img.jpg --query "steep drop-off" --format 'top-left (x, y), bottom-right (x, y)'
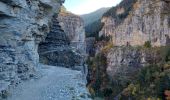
top-left (100, 0), bottom-right (170, 46)
top-left (87, 0), bottom-right (170, 99)
top-left (0, 0), bottom-right (90, 99)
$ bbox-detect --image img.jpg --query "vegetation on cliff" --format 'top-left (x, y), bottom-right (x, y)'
top-left (85, 20), bottom-right (104, 38)
top-left (86, 36), bottom-right (114, 99)
top-left (103, 0), bottom-right (137, 24)
top-left (87, 45), bottom-right (170, 100)
top-left (121, 46), bottom-right (170, 100)
top-left (85, 0), bottom-right (137, 42)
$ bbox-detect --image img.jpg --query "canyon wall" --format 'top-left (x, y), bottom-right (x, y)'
top-left (58, 11), bottom-right (86, 55)
top-left (38, 11), bottom-right (87, 68)
top-left (0, 0), bottom-right (64, 98)
top-left (38, 16), bottom-right (83, 68)
top-left (101, 0), bottom-right (170, 86)
top-left (100, 0), bottom-right (170, 46)
top-left (87, 0), bottom-right (170, 98)
top-left (99, 16), bottom-right (115, 37)
top-left (107, 47), bottom-right (155, 81)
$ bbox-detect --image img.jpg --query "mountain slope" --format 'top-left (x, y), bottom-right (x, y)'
top-left (81, 7), bottom-right (110, 26)
top-left (100, 0), bottom-right (170, 46)
top-left (87, 0), bottom-right (170, 99)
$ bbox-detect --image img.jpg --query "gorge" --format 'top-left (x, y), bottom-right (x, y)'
top-left (85, 0), bottom-right (170, 99)
top-left (0, 0), bottom-right (90, 100)
top-left (0, 0), bottom-right (170, 100)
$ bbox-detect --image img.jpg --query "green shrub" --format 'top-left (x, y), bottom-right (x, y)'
top-left (103, 88), bottom-right (113, 97)
top-left (144, 41), bottom-right (151, 48)
top-left (1, 90), bottom-right (9, 99)
top-left (162, 46), bottom-right (170, 62)
top-left (156, 74), bottom-right (170, 99)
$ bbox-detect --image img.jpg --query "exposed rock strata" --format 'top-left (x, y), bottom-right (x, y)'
top-left (107, 47), bottom-right (150, 80)
top-left (100, 0), bottom-right (170, 46)
top-left (58, 12), bottom-right (86, 55)
top-left (99, 16), bottom-right (115, 37)
top-left (86, 37), bottom-right (96, 56)
top-left (38, 15), bottom-right (85, 68)
top-left (0, 0), bottom-right (63, 98)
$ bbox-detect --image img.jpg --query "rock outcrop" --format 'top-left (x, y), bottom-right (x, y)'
top-left (86, 37), bottom-right (96, 56)
top-left (38, 16), bottom-right (83, 68)
top-left (0, 0), bottom-right (64, 98)
top-left (107, 47), bottom-right (150, 81)
top-left (58, 11), bottom-right (86, 55)
top-left (100, 0), bottom-right (170, 46)
top-left (98, 0), bottom-right (170, 84)
top-left (38, 10), bottom-right (87, 69)
top-left (86, 0), bottom-right (170, 98)
top-left (99, 16), bottom-right (115, 37)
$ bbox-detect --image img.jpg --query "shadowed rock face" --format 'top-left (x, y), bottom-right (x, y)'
top-left (0, 0), bottom-right (63, 98)
top-left (58, 12), bottom-right (86, 55)
top-left (38, 12), bottom-right (87, 68)
top-left (38, 16), bottom-right (82, 68)
top-left (107, 47), bottom-right (145, 80)
top-left (98, 0), bottom-right (170, 85)
top-left (100, 0), bottom-right (170, 46)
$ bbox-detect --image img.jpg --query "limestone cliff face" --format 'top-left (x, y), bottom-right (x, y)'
top-left (107, 47), bottom-right (150, 80)
top-left (86, 37), bottom-right (96, 56)
top-left (58, 12), bottom-right (86, 54)
top-left (38, 12), bottom-right (87, 70)
top-left (100, 0), bottom-right (170, 46)
top-left (38, 16), bottom-right (83, 68)
top-left (100, 0), bottom-right (170, 78)
top-left (0, 0), bottom-right (63, 97)
top-left (99, 16), bottom-right (115, 37)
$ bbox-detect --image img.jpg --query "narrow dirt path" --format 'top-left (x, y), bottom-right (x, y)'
top-left (7, 65), bottom-right (91, 100)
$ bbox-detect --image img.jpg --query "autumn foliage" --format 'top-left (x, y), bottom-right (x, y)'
top-left (165, 90), bottom-right (170, 100)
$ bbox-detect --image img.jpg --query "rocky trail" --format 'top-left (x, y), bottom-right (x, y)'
top-left (7, 65), bottom-right (91, 100)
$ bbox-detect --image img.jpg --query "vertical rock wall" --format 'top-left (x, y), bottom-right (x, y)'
top-left (0, 0), bottom-right (64, 98)
top-left (38, 12), bottom-right (87, 69)
top-left (99, 16), bottom-right (115, 37)
top-left (58, 12), bottom-right (86, 55)
top-left (99, 0), bottom-right (170, 46)
top-left (38, 15), bottom-right (81, 67)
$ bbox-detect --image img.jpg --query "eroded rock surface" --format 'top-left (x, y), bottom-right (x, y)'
top-left (100, 0), bottom-right (170, 46)
top-left (106, 46), bottom-right (163, 86)
top-left (58, 11), bottom-right (86, 55)
top-left (0, 0), bottom-right (64, 98)
top-left (107, 47), bottom-right (143, 80)
top-left (38, 15), bottom-right (85, 68)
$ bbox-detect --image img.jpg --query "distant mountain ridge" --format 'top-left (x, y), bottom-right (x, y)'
top-left (80, 7), bottom-right (110, 26)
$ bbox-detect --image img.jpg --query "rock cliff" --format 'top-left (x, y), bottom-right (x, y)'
top-left (106, 47), bottom-right (154, 81)
top-left (0, 0), bottom-right (64, 97)
top-left (0, 0), bottom-right (91, 100)
top-left (100, 0), bottom-right (170, 46)
top-left (99, 16), bottom-right (115, 37)
top-left (87, 0), bottom-right (170, 98)
top-left (38, 16), bottom-right (82, 68)
top-left (38, 11), bottom-right (87, 68)
top-left (98, 0), bottom-right (170, 90)
top-left (58, 11), bottom-right (86, 55)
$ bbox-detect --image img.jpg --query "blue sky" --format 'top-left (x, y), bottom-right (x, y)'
top-left (64, 0), bottom-right (122, 15)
